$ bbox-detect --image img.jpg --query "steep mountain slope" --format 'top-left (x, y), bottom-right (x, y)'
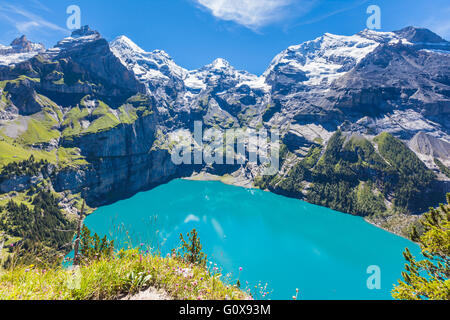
top-left (264, 28), bottom-right (449, 140)
top-left (0, 25), bottom-right (449, 248)
top-left (0, 35), bottom-right (45, 66)
top-left (110, 35), bottom-right (187, 106)
top-left (110, 36), bottom-right (270, 129)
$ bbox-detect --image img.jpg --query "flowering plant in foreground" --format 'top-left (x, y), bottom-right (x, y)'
top-left (0, 249), bottom-right (250, 300)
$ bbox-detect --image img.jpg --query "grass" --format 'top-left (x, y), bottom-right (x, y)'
top-left (7, 94), bottom-right (62, 146)
top-left (0, 76), bottom-right (40, 89)
top-left (62, 100), bottom-right (125, 138)
top-left (0, 139), bottom-right (57, 167)
top-left (0, 190), bottom-right (32, 208)
top-left (61, 106), bottom-right (90, 138)
top-left (19, 119), bottom-right (60, 145)
top-left (84, 113), bottom-right (120, 135)
top-left (56, 147), bottom-right (89, 168)
top-left (0, 249), bottom-right (250, 300)
top-left (118, 105), bottom-right (139, 124)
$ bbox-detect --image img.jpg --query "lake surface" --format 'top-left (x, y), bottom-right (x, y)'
top-left (83, 179), bottom-right (420, 300)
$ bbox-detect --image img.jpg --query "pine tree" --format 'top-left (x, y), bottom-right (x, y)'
top-left (79, 225), bottom-right (93, 260)
top-left (179, 229), bottom-right (207, 267)
top-left (78, 225), bottom-right (114, 264)
top-left (392, 194), bottom-right (450, 300)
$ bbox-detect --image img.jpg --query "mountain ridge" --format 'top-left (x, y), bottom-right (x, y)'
top-left (0, 25), bottom-right (449, 242)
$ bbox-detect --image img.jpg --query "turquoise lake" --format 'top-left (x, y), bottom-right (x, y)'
top-left (83, 179), bottom-right (421, 300)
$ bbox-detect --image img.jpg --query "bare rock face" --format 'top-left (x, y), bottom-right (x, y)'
top-left (54, 108), bottom-right (194, 206)
top-left (11, 36), bottom-right (33, 52)
top-left (4, 78), bottom-right (42, 115)
top-left (46, 26), bottom-right (145, 102)
top-left (394, 26), bottom-right (450, 50)
top-left (10, 35), bottom-right (43, 53)
top-left (0, 175), bottom-right (33, 193)
top-left (0, 35), bottom-right (45, 66)
top-left (409, 132), bottom-right (450, 159)
top-left (265, 61), bottom-right (308, 94)
top-left (325, 42), bottom-right (450, 127)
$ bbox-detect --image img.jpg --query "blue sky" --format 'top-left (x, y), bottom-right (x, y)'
top-left (0, 0), bottom-right (449, 75)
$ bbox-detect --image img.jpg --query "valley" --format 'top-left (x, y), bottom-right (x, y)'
top-left (0, 25), bottom-right (449, 268)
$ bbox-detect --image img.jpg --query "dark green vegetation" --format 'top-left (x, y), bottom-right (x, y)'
top-left (177, 229), bottom-right (208, 267)
top-left (0, 155), bottom-right (49, 182)
top-left (392, 194), bottom-right (450, 300)
top-left (256, 131), bottom-right (441, 218)
top-left (374, 133), bottom-right (437, 211)
top-left (435, 158), bottom-right (450, 179)
top-left (78, 225), bottom-right (114, 264)
top-left (0, 190), bottom-right (76, 268)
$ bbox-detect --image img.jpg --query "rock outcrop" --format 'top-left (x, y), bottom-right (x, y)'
top-left (409, 132), bottom-right (450, 160)
top-left (0, 35), bottom-right (45, 66)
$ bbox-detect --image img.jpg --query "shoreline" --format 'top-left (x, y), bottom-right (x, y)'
top-left (184, 172), bottom-right (416, 241)
top-left (183, 172), bottom-right (255, 189)
top-left (364, 218), bottom-right (412, 241)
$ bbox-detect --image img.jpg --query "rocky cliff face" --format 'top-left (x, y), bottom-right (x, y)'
top-left (0, 25), bottom-right (449, 216)
top-left (56, 110), bottom-right (194, 206)
top-left (0, 35), bottom-right (45, 66)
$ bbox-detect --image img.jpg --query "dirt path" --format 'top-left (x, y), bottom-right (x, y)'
top-left (121, 287), bottom-right (172, 300)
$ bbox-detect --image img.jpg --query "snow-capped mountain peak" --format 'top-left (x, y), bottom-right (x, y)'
top-left (210, 58), bottom-right (231, 70)
top-left (111, 35), bottom-right (187, 79)
top-left (187, 57), bottom-right (267, 92)
top-left (110, 34), bottom-right (188, 101)
top-left (10, 35), bottom-right (45, 53)
top-left (44, 26), bottom-right (102, 58)
top-left (110, 35), bottom-right (145, 54)
top-left (0, 35), bottom-right (45, 66)
top-left (263, 29), bottom-right (409, 87)
top-left (357, 29), bottom-right (402, 43)
top-left (71, 25), bottom-right (100, 39)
